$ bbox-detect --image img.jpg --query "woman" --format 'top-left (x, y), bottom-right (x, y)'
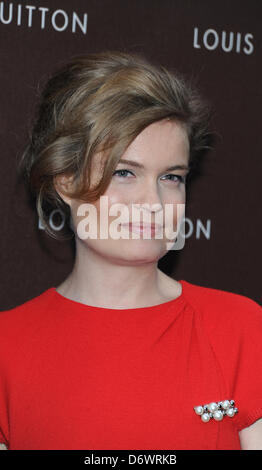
top-left (0, 51), bottom-right (261, 450)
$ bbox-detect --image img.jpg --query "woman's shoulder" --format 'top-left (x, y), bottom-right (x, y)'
top-left (181, 280), bottom-right (262, 432)
top-left (181, 279), bottom-right (262, 328)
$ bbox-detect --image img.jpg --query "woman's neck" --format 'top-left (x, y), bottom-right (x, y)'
top-left (56, 242), bottom-right (181, 309)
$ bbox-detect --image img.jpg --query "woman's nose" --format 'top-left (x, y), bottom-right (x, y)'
top-left (132, 182), bottom-right (163, 219)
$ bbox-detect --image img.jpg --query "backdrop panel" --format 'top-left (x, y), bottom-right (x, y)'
top-left (0, 0), bottom-right (261, 309)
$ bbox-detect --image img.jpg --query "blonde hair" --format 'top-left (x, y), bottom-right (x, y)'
top-left (19, 50), bottom-right (213, 239)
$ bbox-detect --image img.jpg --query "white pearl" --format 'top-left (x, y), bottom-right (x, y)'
top-left (201, 413), bottom-right (211, 423)
top-left (194, 406), bottom-right (204, 415)
top-left (213, 410), bottom-right (223, 421)
top-left (221, 400), bottom-right (230, 410)
top-left (226, 408), bottom-right (235, 417)
top-left (207, 402), bottom-right (218, 413)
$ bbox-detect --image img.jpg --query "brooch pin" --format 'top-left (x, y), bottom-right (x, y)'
top-left (194, 400), bottom-right (238, 423)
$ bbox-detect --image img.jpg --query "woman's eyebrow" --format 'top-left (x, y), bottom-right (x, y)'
top-left (118, 158), bottom-right (190, 172)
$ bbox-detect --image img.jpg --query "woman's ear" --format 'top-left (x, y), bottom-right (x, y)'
top-left (53, 174), bottom-right (74, 207)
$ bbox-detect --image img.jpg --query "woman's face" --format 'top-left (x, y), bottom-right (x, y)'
top-left (63, 119), bottom-right (190, 265)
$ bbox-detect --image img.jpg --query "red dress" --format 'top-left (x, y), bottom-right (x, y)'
top-left (0, 279), bottom-right (262, 450)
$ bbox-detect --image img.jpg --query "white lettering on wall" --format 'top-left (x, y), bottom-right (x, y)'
top-left (51, 9), bottom-right (69, 32)
top-left (39, 7), bottom-right (49, 29)
top-left (0, 2), bottom-right (88, 34)
top-left (195, 219), bottom-right (211, 240)
top-left (17, 3), bottom-right (22, 25)
top-left (203, 29), bottom-right (219, 50)
top-left (0, 1), bottom-right (12, 23)
top-left (243, 34), bottom-right (254, 55)
top-left (72, 11), bottom-right (88, 34)
top-left (25, 5), bottom-right (36, 28)
top-left (193, 27), bottom-right (254, 55)
top-left (38, 209), bottom-right (66, 231)
top-left (182, 218), bottom-right (211, 239)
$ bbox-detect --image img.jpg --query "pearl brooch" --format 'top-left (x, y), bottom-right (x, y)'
top-left (194, 399), bottom-right (238, 423)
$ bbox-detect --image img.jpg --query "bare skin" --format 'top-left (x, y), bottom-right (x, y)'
top-left (239, 419), bottom-right (262, 450)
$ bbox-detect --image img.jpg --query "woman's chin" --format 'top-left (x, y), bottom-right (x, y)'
top-left (87, 239), bottom-right (169, 265)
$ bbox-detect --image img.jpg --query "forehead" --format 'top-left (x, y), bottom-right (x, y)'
top-left (91, 119), bottom-right (189, 177)
top-left (123, 119), bottom-right (189, 163)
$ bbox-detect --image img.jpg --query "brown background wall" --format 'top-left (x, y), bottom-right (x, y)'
top-left (1, 0), bottom-right (261, 310)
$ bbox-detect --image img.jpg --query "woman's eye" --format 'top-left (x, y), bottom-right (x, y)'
top-left (112, 171), bottom-right (186, 184)
top-left (112, 169), bottom-right (134, 178)
top-left (161, 174), bottom-right (186, 184)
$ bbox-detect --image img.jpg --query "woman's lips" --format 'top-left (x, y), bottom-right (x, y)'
top-left (121, 223), bottom-right (163, 235)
